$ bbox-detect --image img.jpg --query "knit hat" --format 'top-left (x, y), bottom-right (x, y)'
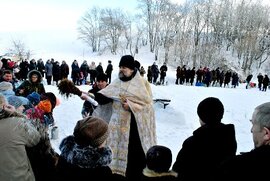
top-left (37, 100), bottom-right (52, 113)
top-left (96, 73), bottom-right (108, 82)
top-left (27, 92), bottom-right (41, 106)
top-left (146, 145), bottom-right (172, 173)
top-left (7, 95), bottom-right (29, 109)
top-left (197, 97), bottom-right (224, 125)
top-left (119, 55), bottom-right (135, 70)
top-left (73, 116), bottom-right (108, 147)
top-left (41, 92), bottom-right (57, 110)
top-left (0, 82), bottom-right (13, 91)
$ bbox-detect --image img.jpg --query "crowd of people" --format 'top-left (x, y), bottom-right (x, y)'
top-left (0, 55), bottom-right (270, 181)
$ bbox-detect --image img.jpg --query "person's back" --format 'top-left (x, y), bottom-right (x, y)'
top-left (141, 145), bottom-right (177, 181)
top-left (0, 93), bottom-right (40, 181)
top-left (217, 102), bottom-right (270, 180)
top-left (172, 97), bottom-right (237, 181)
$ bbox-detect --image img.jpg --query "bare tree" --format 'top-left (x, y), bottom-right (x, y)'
top-left (100, 8), bottom-right (126, 54)
top-left (78, 7), bottom-right (101, 52)
top-left (7, 39), bottom-right (31, 61)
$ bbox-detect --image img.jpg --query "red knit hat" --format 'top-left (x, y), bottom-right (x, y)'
top-left (37, 100), bottom-right (52, 113)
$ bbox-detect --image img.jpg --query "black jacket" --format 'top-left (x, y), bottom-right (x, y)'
top-left (217, 145), bottom-right (270, 180)
top-left (172, 123), bottom-right (237, 181)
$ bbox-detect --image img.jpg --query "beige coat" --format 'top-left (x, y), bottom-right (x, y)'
top-left (97, 71), bottom-right (157, 176)
top-left (0, 114), bottom-right (41, 181)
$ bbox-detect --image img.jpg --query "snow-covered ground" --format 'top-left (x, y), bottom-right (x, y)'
top-left (46, 54), bottom-right (269, 163)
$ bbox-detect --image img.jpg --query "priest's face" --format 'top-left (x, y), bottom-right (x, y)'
top-left (119, 66), bottom-right (134, 79)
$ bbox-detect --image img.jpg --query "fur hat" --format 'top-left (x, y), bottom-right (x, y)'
top-left (119, 55), bottom-right (135, 70)
top-left (146, 145), bottom-right (172, 173)
top-left (37, 100), bottom-right (52, 113)
top-left (197, 97), bottom-right (224, 125)
top-left (27, 92), bottom-right (41, 106)
top-left (73, 116), bottom-right (108, 147)
top-left (0, 82), bottom-right (13, 91)
top-left (7, 95), bottom-right (29, 109)
top-left (96, 73), bottom-right (108, 82)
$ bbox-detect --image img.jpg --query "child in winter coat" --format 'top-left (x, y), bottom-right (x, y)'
top-left (141, 145), bottom-right (177, 181)
top-left (25, 92), bottom-right (59, 181)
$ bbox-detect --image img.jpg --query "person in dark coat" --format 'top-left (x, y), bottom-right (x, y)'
top-left (56, 116), bottom-right (126, 181)
top-left (172, 97), bottom-right (237, 181)
top-left (151, 62), bottom-right (159, 84)
top-left (246, 74), bottom-right (253, 89)
top-left (71, 60), bottom-right (80, 85)
top-left (52, 61), bottom-right (61, 86)
top-left (80, 60), bottom-right (89, 84)
top-left (262, 74), bottom-right (269, 91)
top-left (105, 60), bottom-right (113, 84)
top-left (257, 73), bottom-right (264, 90)
top-left (19, 59), bottom-right (29, 80)
top-left (29, 59), bottom-right (37, 71)
top-left (216, 102), bottom-right (270, 180)
top-left (81, 73), bottom-right (108, 118)
top-left (60, 60), bottom-right (69, 80)
top-left (147, 66), bottom-right (152, 83)
top-left (159, 63), bottom-right (167, 85)
top-left (16, 70), bottom-right (46, 97)
top-left (37, 58), bottom-right (45, 78)
top-left (96, 62), bottom-right (104, 77)
top-left (141, 145), bottom-right (177, 181)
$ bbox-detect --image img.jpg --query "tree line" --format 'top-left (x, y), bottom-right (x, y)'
top-left (77, 0), bottom-right (270, 74)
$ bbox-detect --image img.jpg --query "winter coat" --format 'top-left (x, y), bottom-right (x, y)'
top-left (16, 70), bottom-right (45, 97)
top-left (96, 64), bottom-right (104, 76)
top-left (19, 60), bottom-right (29, 80)
top-left (37, 60), bottom-right (45, 77)
top-left (60, 63), bottom-right (69, 79)
top-left (159, 65), bottom-right (167, 78)
top-left (56, 135), bottom-right (127, 181)
top-left (45, 62), bottom-right (53, 77)
top-left (95, 70), bottom-right (157, 176)
top-left (141, 168), bottom-right (177, 181)
top-left (0, 110), bottom-right (41, 181)
top-left (172, 123), bottom-right (237, 181)
top-left (217, 145), bottom-right (270, 180)
top-left (71, 62), bottom-right (80, 79)
top-left (80, 62), bottom-right (89, 78)
top-left (25, 106), bottom-right (59, 181)
top-left (105, 63), bottom-right (113, 75)
top-left (52, 63), bottom-right (61, 82)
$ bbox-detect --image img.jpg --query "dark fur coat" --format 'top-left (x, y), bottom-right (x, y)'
top-left (56, 135), bottom-right (126, 181)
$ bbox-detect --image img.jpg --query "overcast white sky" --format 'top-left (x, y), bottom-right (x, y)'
top-left (1, 0), bottom-right (135, 32)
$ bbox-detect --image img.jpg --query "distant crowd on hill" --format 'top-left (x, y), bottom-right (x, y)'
top-left (0, 57), bottom-right (269, 91)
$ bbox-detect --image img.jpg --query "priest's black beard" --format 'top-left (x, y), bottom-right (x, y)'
top-left (118, 69), bottom-right (137, 82)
